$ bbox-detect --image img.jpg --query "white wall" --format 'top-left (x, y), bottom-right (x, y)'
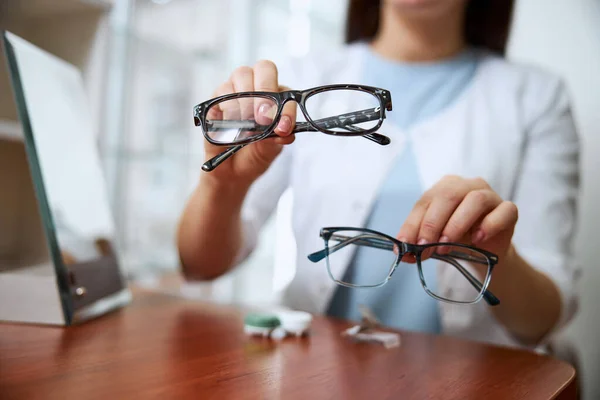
top-left (508, 1), bottom-right (600, 399)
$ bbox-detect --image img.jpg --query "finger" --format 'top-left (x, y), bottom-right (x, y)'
top-left (432, 175), bottom-right (489, 198)
top-left (209, 81), bottom-right (235, 119)
top-left (467, 176), bottom-right (491, 190)
top-left (397, 197), bottom-right (430, 245)
top-left (253, 60), bottom-right (280, 127)
top-left (203, 81), bottom-right (235, 147)
top-left (473, 201), bottom-right (518, 244)
top-left (230, 66), bottom-right (255, 120)
top-left (253, 60), bottom-right (278, 91)
top-left (272, 135), bottom-right (296, 146)
top-left (205, 105), bottom-right (222, 125)
top-left (417, 195), bottom-right (463, 245)
top-left (251, 135), bottom-right (295, 167)
top-left (441, 189), bottom-right (502, 243)
top-left (230, 66), bottom-right (254, 92)
top-left (212, 81), bottom-right (238, 121)
top-left (213, 80), bottom-right (235, 97)
top-left (274, 84), bottom-right (297, 136)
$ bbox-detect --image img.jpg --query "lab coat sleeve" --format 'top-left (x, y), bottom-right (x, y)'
top-left (234, 146), bottom-right (293, 265)
top-left (511, 75), bottom-right (581, 339)
top-left (233, 59), bottom-right (305, 265)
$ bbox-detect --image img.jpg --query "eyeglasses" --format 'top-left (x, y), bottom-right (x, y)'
top-left (307, 227), bottom-right (500, 306)
top-left (193, 84), bottom-right (393, 171)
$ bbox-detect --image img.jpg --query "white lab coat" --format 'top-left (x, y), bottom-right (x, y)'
top-left (237, 43), bottom-right (581, 350)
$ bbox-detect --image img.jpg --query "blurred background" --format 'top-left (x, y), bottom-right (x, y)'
top-left (0, 0), bottom-right (349, 303)
top-left (0, 0), bottom-right (599, 398)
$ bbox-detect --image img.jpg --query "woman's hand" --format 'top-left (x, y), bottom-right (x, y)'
top-left (397, 175), bottom-right (519, 261)
top-left (202, 60), bottom-right (296, 188)
top-left (397, 175), bottom-right (565, 344)
top-left (179, 60), bottom-right (296, 281)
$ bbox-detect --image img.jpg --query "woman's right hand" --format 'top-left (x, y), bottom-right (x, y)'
top-left (202, 60), bottom-right (296, 187)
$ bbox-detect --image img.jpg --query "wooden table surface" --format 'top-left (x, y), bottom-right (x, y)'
top-left (0, 290), bottom-right (576, 400)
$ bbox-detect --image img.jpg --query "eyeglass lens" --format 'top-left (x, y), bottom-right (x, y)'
top-left (204, 95), bottom-right (278, 144)
top-left (304, 88), bottom-right (381, 132)
top-left (419, 245), bottom-right (491, 303)
top-left (325, 231), bottom-right (399, 287)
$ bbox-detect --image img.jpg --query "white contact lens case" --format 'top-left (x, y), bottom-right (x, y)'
top-left (277, 310), bottom-right (313, 336)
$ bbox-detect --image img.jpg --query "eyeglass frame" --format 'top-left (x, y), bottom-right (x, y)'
top-left (307, 227), bottom-right (500, 306)
top-left (193, 84), bottom-right (393, 171)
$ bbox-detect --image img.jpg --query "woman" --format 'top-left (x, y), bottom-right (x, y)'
top-left (178, 0), bottom-right (580, 349)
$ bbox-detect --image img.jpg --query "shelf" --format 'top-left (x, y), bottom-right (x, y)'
top-left (0, 120), bottom-right (23, 142)
top-left (0, 0), bottom-right (113, 20)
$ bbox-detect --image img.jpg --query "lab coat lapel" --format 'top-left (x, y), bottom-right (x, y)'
top-left (316, 123), bottom-right (408, 291)
top-left (411, 108), bottom-right (468, 191)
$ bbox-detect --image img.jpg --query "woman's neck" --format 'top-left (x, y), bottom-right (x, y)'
top-left (370, 4), bottom-right (466, 63)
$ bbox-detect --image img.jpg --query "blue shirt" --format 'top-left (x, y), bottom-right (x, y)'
top-left (326, 44), bottom-right (479, 333)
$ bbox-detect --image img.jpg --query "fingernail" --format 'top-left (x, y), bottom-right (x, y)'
top-left (276, 116), bottom-right (291, 133)
top-left (473, 229), bottom-right (485, 244)
top-left (417, 238), bottom-right (428, 245)
top-left (259, 103), bottom-right (277, 120)
top-left (439, 236), bottom-right (449, 243)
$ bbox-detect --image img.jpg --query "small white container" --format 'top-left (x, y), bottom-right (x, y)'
top-left (243, 324), bottom-right (274, 337)
top-left (277, 310), bottom-right (313, 337)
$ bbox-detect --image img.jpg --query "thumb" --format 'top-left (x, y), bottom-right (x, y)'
top-left (248, 134), bottom-right (295, 166)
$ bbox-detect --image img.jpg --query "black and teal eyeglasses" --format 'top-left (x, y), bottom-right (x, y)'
top-left (307, 227), bottom-right (500, 306)
top-left (193, 84), bottom-right (393, 172)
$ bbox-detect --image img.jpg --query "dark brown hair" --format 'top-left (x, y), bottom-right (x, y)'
top-left (345, 0), bottom-right (515, 56)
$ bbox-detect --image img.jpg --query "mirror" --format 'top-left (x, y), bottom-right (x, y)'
top-left (0, 31), bottom-right (130, 325)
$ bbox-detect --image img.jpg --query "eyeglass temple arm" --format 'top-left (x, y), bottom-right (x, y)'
top-left (201, 144), bottom-right (248, 172)
top-left (202, 128), bottom-right (388, 172)
top-left (206, 107), bottom-right (383, 134)
top-left (286, 123), bottom-right (389, 145)
top-left (430, 254), bottom-right (500, 306)
top-left (307, 233), bottom-right (392, 263)
top-left (202, 109), bottom-right (389, 172)
top-left (307, 234), bottom-right (499, 306)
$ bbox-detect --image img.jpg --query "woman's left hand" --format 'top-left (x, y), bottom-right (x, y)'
top-left (396, 175), bottom-right (519, 261)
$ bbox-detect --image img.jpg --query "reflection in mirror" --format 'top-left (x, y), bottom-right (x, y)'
top-left (8, 31), bottom-right (117, 266)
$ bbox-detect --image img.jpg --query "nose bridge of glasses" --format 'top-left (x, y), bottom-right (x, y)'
top-left (281, 91), bottom-right (303, 104)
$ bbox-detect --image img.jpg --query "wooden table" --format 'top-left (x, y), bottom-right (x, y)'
top-left (0, 290), bottom-right (576, 400)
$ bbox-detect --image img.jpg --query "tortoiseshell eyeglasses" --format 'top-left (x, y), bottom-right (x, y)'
top-left (193, 84), bottom-right (393, 171)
